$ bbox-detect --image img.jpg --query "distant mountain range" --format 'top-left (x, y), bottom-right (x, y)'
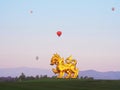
top-left (0, 67), bottom-right (120, 80)
top-left (79, 70), bottom-right (120, 80)
top-left (0, 67), bottom-right (54, 77)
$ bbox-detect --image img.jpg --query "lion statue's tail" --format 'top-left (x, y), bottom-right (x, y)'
top-left (71, 59), bottom-right (77, 65)
top-left (65, 55), bottom-right (77, 66)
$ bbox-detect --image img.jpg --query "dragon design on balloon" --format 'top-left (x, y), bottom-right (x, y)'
top-left (50, 53), bottom-right (79, 78)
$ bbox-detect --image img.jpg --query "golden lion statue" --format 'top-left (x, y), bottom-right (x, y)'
top-left (50, 53), bottom-right (79, 78)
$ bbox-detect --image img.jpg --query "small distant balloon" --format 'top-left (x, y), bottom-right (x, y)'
top-left (36, 56), bottom-right (39, 60)
top-left (30, 10), bottom-right (33, 14)
top-left (56, 31), bottom-right (62, 37)
top-left (112, 7), bottom-right (115, 11)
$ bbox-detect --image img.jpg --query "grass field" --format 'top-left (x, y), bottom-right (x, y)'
top-left (0, 79), bottom-right (120, 90)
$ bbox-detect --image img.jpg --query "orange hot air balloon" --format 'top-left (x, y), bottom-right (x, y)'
top-left (57, 31), bottom-right (62, 37)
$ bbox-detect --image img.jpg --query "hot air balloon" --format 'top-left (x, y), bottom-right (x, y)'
top-left (36, 56), bottom-right (39, 60)
top-left (112, 7), bottom-right (115, 11)
top-left (56, 31), bottom-right (62, 37)
top-left (30, 10), bottom-right (33, 14)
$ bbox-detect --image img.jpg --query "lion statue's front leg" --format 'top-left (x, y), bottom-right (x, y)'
top-left (52, 68), bottom-right (65, 78)
top-left (57, 71), bottom-right (64, 78)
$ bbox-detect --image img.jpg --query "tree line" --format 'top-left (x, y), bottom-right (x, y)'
top-left (0, 72), bottom-right (94, 82)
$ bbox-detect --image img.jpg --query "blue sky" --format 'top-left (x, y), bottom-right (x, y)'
top-left (0, 0), bottom-right (120, 71)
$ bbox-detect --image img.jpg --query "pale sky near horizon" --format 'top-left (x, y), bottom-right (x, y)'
top-left (0, 0), bottom-right (120, 71)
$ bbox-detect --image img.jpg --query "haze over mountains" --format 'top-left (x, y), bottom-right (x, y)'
top-left (0, 67), bottom-right (120, 80)
top-left (79, 70), bottom-right (120, 80)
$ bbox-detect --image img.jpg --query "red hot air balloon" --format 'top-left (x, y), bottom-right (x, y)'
top-left (57, 31), bottom-right (62, 37)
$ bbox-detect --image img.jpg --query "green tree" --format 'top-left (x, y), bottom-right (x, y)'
top-left (19, 72), bottom-right (26, 81)
top-left (35, 75), bottom-right (39, 79)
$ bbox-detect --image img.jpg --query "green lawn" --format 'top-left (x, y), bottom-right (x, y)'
top-left (0, 79), bottom-right (120, 90)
